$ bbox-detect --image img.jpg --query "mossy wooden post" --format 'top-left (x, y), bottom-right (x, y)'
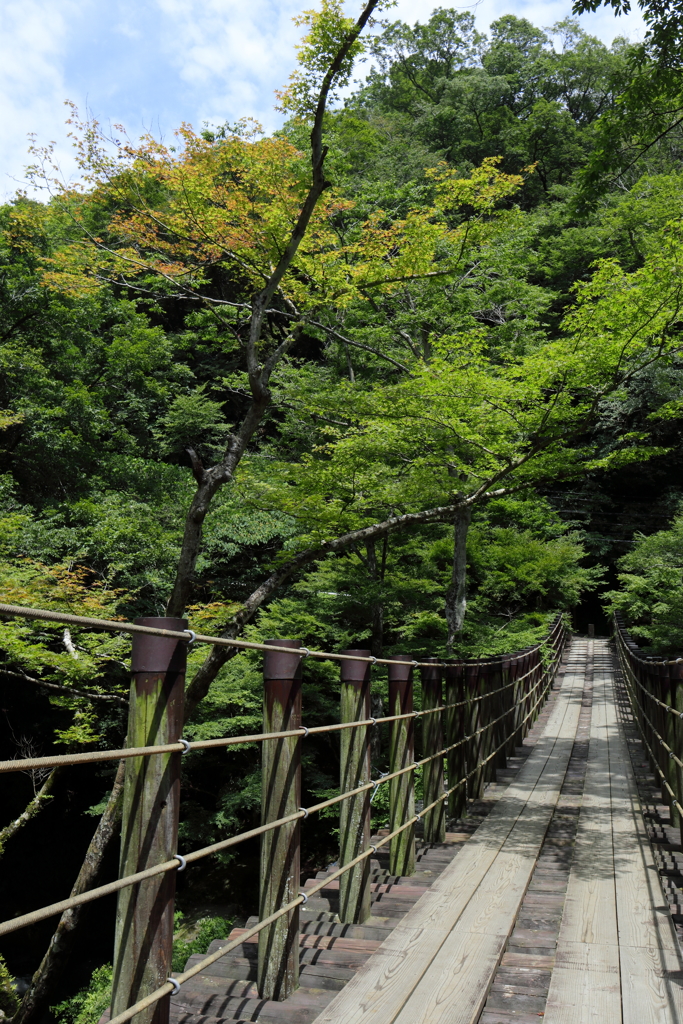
top-left (492, 658), bottom-right (507, 771)
top-left (421, 658), bottom-right (445, 843)
top-left (664, 661), bottom-right (679, 826)
top-left (258, 639), bottom-right (302, 1001)
top-left (466, 661), bottom-right (485, 801)
top-left (445, 661), bottom-right (466, 821)
top-left (111, 617), bottom-right (187, 1024)
top-left (501, 655), bottom-right (515, 758)
top-left (339, 649), bottom-right (372, 924)
top-left (530, 648), bottom-right (542, 727)
top-left (673, 661), bottom-right (683, 845)
top-left (388, 655), bottom-right (415, 877)
top-left (520, 650), bottom-right (533, 739)
top-left (510, 653), bottom-right (523, 749)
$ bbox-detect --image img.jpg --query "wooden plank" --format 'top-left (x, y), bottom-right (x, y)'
top-left (312, 652), bottom-right (582, 1024)
top-left (545, 645), bottom-right (622, 1024)
top-left (388, 666), bottom-right (583, 1024)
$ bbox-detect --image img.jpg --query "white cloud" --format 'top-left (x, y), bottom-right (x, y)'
top-left (0, 0), bottom-right (646, 201)
top-left (0, 0), bottom-right (82, 198)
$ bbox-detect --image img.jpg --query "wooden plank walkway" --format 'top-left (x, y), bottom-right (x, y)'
top-left (171, 637), bottom-right (683, 1024)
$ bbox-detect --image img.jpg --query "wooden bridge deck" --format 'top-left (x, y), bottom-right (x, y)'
top-left (172, 638), bottom-right (683, 1024)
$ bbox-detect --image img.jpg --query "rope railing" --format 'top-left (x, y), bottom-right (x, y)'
top-left (0, 611), bottom-right (561, 775)
top-left (0, 648), bottom-right (561, 939)
top-left (0, 602), bottom-right (567, 1016)
top-left (614, 614), bottom-right (683, 828)
top-left (0, 601), bottom-right (561, 669)
top-left (0, 656), bottom-right (547, 775)
top-left (104, 664), bottom-right (558, 1024)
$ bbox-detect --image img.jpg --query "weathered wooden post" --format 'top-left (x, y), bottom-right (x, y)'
top-left (388, 655), bottom-right (415, 877)
top-left (111, 617), bottom-right (187, 1024)
top-left (481, 661), bottom-right (497, 786)
top-left (664, 660), bottom-right (679, 826)
top-left (521, 649), bottom-right (534, 738)
top-left (490, 657), bottom-right (507, 772)
top-left (339, 649), bottom-right (372, 924)
top-left (673, 660), bottom-right (683, 845)
top-left (466, 661), bottom-right (485, 801)
top-left (510, 652), bottom-right (523, 750)
top-left (501, 655), bottom-right (515, 758)
top-left (258, 639), bottom-right (302, 1001)
top-left (421, 658), bottom-right (445, 843)
top-left (445, 661), bottom-right (466, 822)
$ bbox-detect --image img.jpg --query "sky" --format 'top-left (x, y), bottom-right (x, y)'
top-left (0, 0), bottom-right (645, 200)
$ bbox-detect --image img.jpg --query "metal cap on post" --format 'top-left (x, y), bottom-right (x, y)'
top-left (421, 658), bottom-right (445, 844)
top-left (339, 650), bottom-right (372, 924)
top-left (258, 639), bottom-right (302, 1002)
top-left (112, 617), bottom-right (188, 1024)
top-left (388, 655), bottom-right (416, 877)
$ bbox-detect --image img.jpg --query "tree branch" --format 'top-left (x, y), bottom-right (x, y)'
top-left (1, 668), bottom-right (128, 706)
top-left (0, 766), bottom-right (63, 856)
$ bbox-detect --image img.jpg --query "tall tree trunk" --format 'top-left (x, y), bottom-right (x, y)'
top-left (445, 505), bottom-right (472, 654)
top-left (12, 761), bottom-right (125, 1024)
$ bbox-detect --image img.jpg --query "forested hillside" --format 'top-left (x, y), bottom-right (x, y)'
top-left (2, 0), bottom-right (683, 1015)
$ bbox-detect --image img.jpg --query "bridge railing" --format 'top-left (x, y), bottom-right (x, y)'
top-left (0, 603), bottom-right (567, 1024)
top-left (614, 614), bottom-right (683, 836)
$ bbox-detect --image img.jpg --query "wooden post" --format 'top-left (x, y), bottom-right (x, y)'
top-left (388, 655), bottom-right (415, 877)
top-left (491, 658), bottom-right (507, 771)
top-left (445, 661), bottom-right (466, 822)
top-left (466, 661), bottom-right (485, 801)
top-left (111, 617), bottom-right (187, 1024)
top-left (664, 661), bottom-right (679, 827)
top-left (673, 661), bottom-right (683, 847)
top-left (502, 655), bottom-right (516, 758)
top-left (481, 661), bottom-right (496, 786)
top-left (510, 653), bottom-right (523, 750)
top-left (421, 658), bottom-right (445, 844)
top-left (339, 649), bottom-right (372, 924)
top-left (258, 639), bottom-right (302, 1001)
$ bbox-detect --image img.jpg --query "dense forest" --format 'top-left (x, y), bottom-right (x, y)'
top-left (2, 0), bottom-right (683, 1018)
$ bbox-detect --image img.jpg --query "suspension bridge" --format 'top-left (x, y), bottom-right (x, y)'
top-left (1, 604), bottom-right (682, 1024)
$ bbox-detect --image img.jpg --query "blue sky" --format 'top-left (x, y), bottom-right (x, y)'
top-left (1, 0), bottom-right (644, 200)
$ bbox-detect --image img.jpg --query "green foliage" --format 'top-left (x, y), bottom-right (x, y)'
top-left (171, 914), bottom-right (233, 973)
top-left (0, 953), bottom-right (18, 1017)
top-left (605, 509), bottom-right (683, 653)
top-left (5, 0), bottom-right (683, 966)
top-left (52, 964), bottom-right (113, 1024)
top-left (51, 917), bottom-right (233, 1024)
